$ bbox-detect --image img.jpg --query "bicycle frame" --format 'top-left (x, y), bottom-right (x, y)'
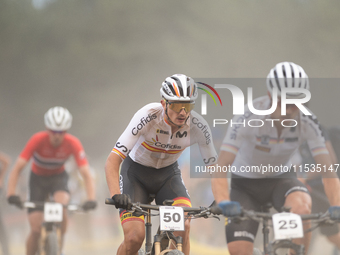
top-left (229, 204), bottom-right (330, 255)
top-left (23, 201), bottom-right (81, 255)
top-left (106, 197), bottom-right (221, 255)
top-left (141, 199), bottom-right (184, 255)
top-left (258, 213), bottom-right (305, 255)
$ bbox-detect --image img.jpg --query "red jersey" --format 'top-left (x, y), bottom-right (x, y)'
top-left (20, 131), bottom-right (88, 176)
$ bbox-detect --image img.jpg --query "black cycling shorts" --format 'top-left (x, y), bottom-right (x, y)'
top-left (226, 172), bottom-right (309, 243)
top-left (119, 156), bottom-right (191, 224)
top-left (307, 177), bottom-right (339, 236)
top-left (28, 171), bottom-right (69, 213)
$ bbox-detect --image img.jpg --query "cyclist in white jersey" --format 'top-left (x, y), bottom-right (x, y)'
top-left (105, 74), bottom-right (218, 255)
top-left (212, 62), bottom-right (340, 255)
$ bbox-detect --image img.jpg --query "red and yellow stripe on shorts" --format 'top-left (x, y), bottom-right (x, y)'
top-left (172, 197), bottom-right (192, 208)
top-left (120, 197), bottom-right (192, 225)
top-left (120, 210), bottom-right (145, 225)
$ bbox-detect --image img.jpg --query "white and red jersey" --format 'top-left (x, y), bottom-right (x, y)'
top-left (20, 131), bottom-right (88, 176)
top-left (221, 96), bottom-right (327, 178)
top-left (112, 103), bottom-right (218, 169)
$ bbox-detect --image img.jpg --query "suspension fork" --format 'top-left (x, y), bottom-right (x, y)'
top-left (145, 208), bottom-right (152, 253)
top-left (262, 217), bottom-right (270, 255)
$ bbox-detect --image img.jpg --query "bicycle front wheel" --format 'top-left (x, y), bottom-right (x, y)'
top-left (45, 232), bottom-right (59, 255)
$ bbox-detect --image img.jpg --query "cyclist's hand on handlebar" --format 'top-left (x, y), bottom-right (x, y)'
top-left (7, 195), bottom-right (23, 209)
top-left (112, 194), bottom-right (132, 210)
top-left (328, 206), bottom-right (340, 220)
top-left (82, 200), bottom-right (97, 211)
top-left (218, 200), bottom-right (241, 217)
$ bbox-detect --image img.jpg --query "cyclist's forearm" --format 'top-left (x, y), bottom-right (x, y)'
top-left (314, 153), bottom-right (340, 205)
top-left (211, 178), bottom-right (230, 204)
top-left (7, 170), bottom-right (20, 195)
top-left (323, 178), bottom-right (340, 206)
top-left (210, 150), bottom-right (235, 203)
top-left (79, 165), bottom-right (96, 200)
top-left (7, 157), bottom-right (27, 196)
top-left (105, 152), bottom-right (122, 196)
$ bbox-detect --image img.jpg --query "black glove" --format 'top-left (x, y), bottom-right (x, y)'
top-left (8, 195), bottom-right (23, 209)
top-left (218, 200), bottom-right (242, 217)
top-left (82, 200), bottom-right (97, 211)
top-left (329, 206), bottom-right (340, 220)
top-left (112, 194), bottom-right (132, 210)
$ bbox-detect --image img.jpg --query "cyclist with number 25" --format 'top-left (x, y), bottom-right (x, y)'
top-left (212, 62), bottom-right (340, 255)
top-left (105, 74), bottom-right (218, 255)
top-left (6, 106), bottom-right (97, 255)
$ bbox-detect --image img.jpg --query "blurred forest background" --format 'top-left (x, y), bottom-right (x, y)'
top-left (1, 0), bottom-right (340, 254)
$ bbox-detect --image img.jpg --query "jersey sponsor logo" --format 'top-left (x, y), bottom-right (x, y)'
top-left (156, 129), bottom-right (169, 135)
top-left (203, 156), bottom-right (217, 165)
top-left (176, 131), bottom-right (187, 138)
top-left (115, 142), bottom-right (129, 153)
top-left (132, 113), bottom-right (157, 135)
top-left (229, 111), bottom-right (253, 140)
top-left (192, 117), bottom-right (211, 145)
top-left (285, 137), bottom-right (298, 143)
top-left (255, 135), bottom-right (298, 145)
top-left (146, 138), bottom-right (182, 150)
top-left (260, 135), bottom-right (270, 145)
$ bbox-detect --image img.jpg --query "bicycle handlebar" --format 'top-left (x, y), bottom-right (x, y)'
top-left (228, 208), bottom-right (333, 226)
top-left (105, 198), bottom-right (222, 218)
top-left (23, 201), bottom-right (83, 212)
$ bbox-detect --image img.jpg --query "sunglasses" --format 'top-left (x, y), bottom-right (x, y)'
top-left (166, 100), bottom-right (195, 113)
top-left (49, 130), bottom-right (66, 134)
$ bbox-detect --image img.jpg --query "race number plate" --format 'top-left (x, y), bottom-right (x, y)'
top-left (159, 206), bottom-right (185, 231)
top-left (272, 212), bottom-right (303, 240)
top-left (44, 202), bottom-right (63, 222)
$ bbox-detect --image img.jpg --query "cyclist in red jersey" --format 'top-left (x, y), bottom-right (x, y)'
top-left (6, 106), bottom-right (97, 255)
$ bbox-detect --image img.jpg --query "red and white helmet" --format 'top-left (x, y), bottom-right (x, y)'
top-left (160, 74), bottom-right (198, 102)
top-left (266, 62), bottom-right (310, 99)
top-left (44, 106), bottom-right (72, 131)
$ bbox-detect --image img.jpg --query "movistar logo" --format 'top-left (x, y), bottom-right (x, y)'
top-left (197, 82), bottom-right (223, 115)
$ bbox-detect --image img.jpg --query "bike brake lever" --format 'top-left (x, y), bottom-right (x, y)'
top-left (130, 205), bottom-right (149, 216)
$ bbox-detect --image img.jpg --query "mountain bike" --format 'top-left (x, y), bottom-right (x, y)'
top-left (105, 197), bottom-right (221, 255)
top-left (218, 203), bottom-right (337, 255)
top-left (23, 201), bottom-right (82, 255)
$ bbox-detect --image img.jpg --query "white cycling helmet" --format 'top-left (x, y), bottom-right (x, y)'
top-left (160, 74), bottom-right (198, 102)
top-left (266, 62), bottom-right (310, 99)
top-left (44, 106), bottom-right (72, 131)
